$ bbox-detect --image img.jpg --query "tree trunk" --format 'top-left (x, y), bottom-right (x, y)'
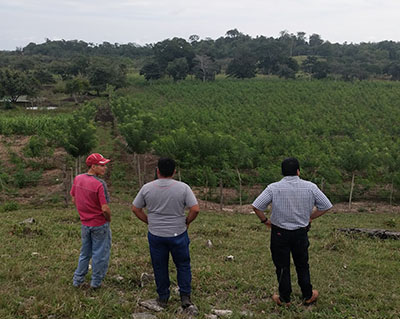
top-left (219, 177), bottom-right (224, 211)
top-left (70, 167), bottom-right (74, 189)
top-left (143, 157), bottom-right (147, 184)
top-left (320, 177), bottom-right (325, 192)
top-left (137, 154), bottom-right (142, 188)
top-left (78, 155), bottom-right (82, 174)
top-left (390, 178), bottom-right (394, 206)
top-left (204, 177), bottom-right (208, 209)
top-left (348, 172), bottom-right (355, 209)
top-left (63, 164), bottom-right (70, 208)
top-left (236, 168), bottom-right (242, 212)
top-left (75, 158), bottom-right (78, 177)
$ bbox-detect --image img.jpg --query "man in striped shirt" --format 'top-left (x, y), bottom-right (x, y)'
top-left (252, 157), bottom-right (332, 306)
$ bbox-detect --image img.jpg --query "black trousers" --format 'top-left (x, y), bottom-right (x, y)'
top-left (270, 224), bottom-right (313, 303)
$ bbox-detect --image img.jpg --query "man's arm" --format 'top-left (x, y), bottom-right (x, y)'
top-left (186, 204), bottom-right (200, 226)
top-left (252, 206), bottom-right (271, 228)
top-left (132, 205), bottom-right (148, 224)
top-left (102, 204), bottom-right (111, 222)
top-left (310, 207), bottom-right (332, 221)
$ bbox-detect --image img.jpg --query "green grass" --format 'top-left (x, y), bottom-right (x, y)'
top-left (0, 205), bottom-right (399, 318)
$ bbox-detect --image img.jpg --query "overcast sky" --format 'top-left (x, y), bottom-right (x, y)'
top-left (1, 0), bottom-right (400, 50)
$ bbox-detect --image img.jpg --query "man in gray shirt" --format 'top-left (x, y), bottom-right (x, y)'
top-left (252, 157), bottom-right (332, 306)
top-left (132, 158), bottom-right (200, 309)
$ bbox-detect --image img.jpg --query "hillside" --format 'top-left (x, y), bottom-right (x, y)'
top-left (1, 78), bottom-right (400, 211)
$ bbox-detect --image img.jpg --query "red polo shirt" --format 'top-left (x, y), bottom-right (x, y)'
top-left (70, 174), bottom-right (110, 227)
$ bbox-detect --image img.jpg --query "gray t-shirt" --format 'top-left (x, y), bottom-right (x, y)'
top-left (132, 179), bottom-right (198, 237)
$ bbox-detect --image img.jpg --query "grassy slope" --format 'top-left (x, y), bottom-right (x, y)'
top-left (0, 205), bottom-right (399, 319)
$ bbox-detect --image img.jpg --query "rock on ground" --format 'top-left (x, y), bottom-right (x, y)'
top-left (132, 313), bottom-right (157, 319)
top-left (139, 299), bottom-right (164, 312)
top-left (211, 309), bottom-right (233, 317)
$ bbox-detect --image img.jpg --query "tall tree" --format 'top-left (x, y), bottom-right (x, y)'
top-left (166, 58), bottom-right (189, 82)
top-left (140, 61), bottom-right (162, 81)
top-left (0, 69), bottom-right (40, 103)
top-left (192, 55), bottom-right (219, 81)
top-left (226, 47), bottom-right (257, 79)
top-left (153, 38), bottom-right (195, 73)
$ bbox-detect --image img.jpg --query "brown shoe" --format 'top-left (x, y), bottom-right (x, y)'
top-left (272, 294), bottom-right (290, 306)
top-left (304, 289), bottom-right (319, 305)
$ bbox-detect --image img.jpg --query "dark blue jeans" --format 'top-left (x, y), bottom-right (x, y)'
top-left (148, 231), bottom-right (191, 301)
top-left (270, 224), bottom-right (312, 303)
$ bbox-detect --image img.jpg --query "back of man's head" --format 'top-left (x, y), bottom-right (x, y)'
top-left (158, 157), bottom-right (175, 177)
top-left (281, 157), bottom-right (300, 176)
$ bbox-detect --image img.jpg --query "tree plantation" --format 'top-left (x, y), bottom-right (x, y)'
top-left (1, 30), bottom-right (400, 206)
top-left (111, 78), bottom-right (400, 204)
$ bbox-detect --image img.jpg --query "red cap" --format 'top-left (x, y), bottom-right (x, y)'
top-left (86, 153), bottom-right (110, 166)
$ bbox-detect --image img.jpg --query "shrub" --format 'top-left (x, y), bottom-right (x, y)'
top-left (0, 201), bottom-right (19, 212)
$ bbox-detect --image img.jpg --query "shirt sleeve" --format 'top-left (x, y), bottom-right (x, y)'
top-left (97, 183), bottom-right (109, 206)
top-left (132, 187), bottom-right (146, 208)
top-left (184, 185), bottom-right (198, 208)
top-left (312, 185), bottom-right (333, 211)
top-left (252, 186), bottom-right (273, 211)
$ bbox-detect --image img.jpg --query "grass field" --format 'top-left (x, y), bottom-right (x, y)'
top-left (0, 204), bottom-right (399, 319)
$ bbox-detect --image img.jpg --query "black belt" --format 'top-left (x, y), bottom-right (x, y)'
top-left (271, 224), bottom-right (310, 232)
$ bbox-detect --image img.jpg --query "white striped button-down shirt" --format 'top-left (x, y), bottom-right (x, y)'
top-left (252, 176), bottom-right (333, 230)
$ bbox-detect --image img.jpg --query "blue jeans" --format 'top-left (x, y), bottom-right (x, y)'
top-left (148, 231), bottom-right (191, 301)
top-left (73, 223), bottom-right (112, 288)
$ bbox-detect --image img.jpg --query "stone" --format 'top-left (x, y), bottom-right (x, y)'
top-left (139, 299), bottom-right (164, 312)
top-left (172, 286), bottom-right (180, 295)
top-left (225, 255), bottom-right (235, 261)
top-left (240, 310), bottom-right (254, 317)
top-left (212, 309), bottom-right (233, 317)
top-left (21, 218), bottom-right (35, 224)
top-left (177, 304), bottom-right (199, 317)
top-left (140, 272), bottom-right (155, 287)
top-left (132, 313), bottom-right (157, 319)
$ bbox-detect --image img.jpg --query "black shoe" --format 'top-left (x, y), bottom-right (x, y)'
top-left (156, 298), bottom-right (168, 309)
top-left (180, 295), bottom-right (193, 309)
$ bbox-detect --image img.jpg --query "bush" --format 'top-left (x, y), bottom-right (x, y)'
top-left (0, 201), bottom-right (19, 212)
top-left (13, 168), bottom-right (42, 188)
top-left (24, 136), bottom-right (47, 158)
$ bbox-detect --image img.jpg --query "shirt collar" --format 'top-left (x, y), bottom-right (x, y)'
top-left (281, 176), bottom-right (300, 181)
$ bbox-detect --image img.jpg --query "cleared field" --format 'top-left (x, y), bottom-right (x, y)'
top-left (0, 204), bottom-right (399, 318)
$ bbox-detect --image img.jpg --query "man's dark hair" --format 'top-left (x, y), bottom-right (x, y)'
top-left (158, 157), bottom-right (176, 177)
top-left (281, 157), bottom-right (300, 176)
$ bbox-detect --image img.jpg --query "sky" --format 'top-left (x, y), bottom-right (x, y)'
top-left (1, 0), bottom-right (400, 50)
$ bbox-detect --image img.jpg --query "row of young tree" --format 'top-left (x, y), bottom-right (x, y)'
top-left (111, 79), bottom-right (400, 205)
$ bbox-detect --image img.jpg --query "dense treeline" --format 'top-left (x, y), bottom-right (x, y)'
top-left (2, 29), bottom-right (400, 82)
top-left (2, 29), bottom-right (400, 104)
top-left (111, 78), bottom-right (400, 203)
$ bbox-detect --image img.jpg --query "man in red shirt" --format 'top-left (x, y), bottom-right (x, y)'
top-left (70, 153), bottom-right (112, 289)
